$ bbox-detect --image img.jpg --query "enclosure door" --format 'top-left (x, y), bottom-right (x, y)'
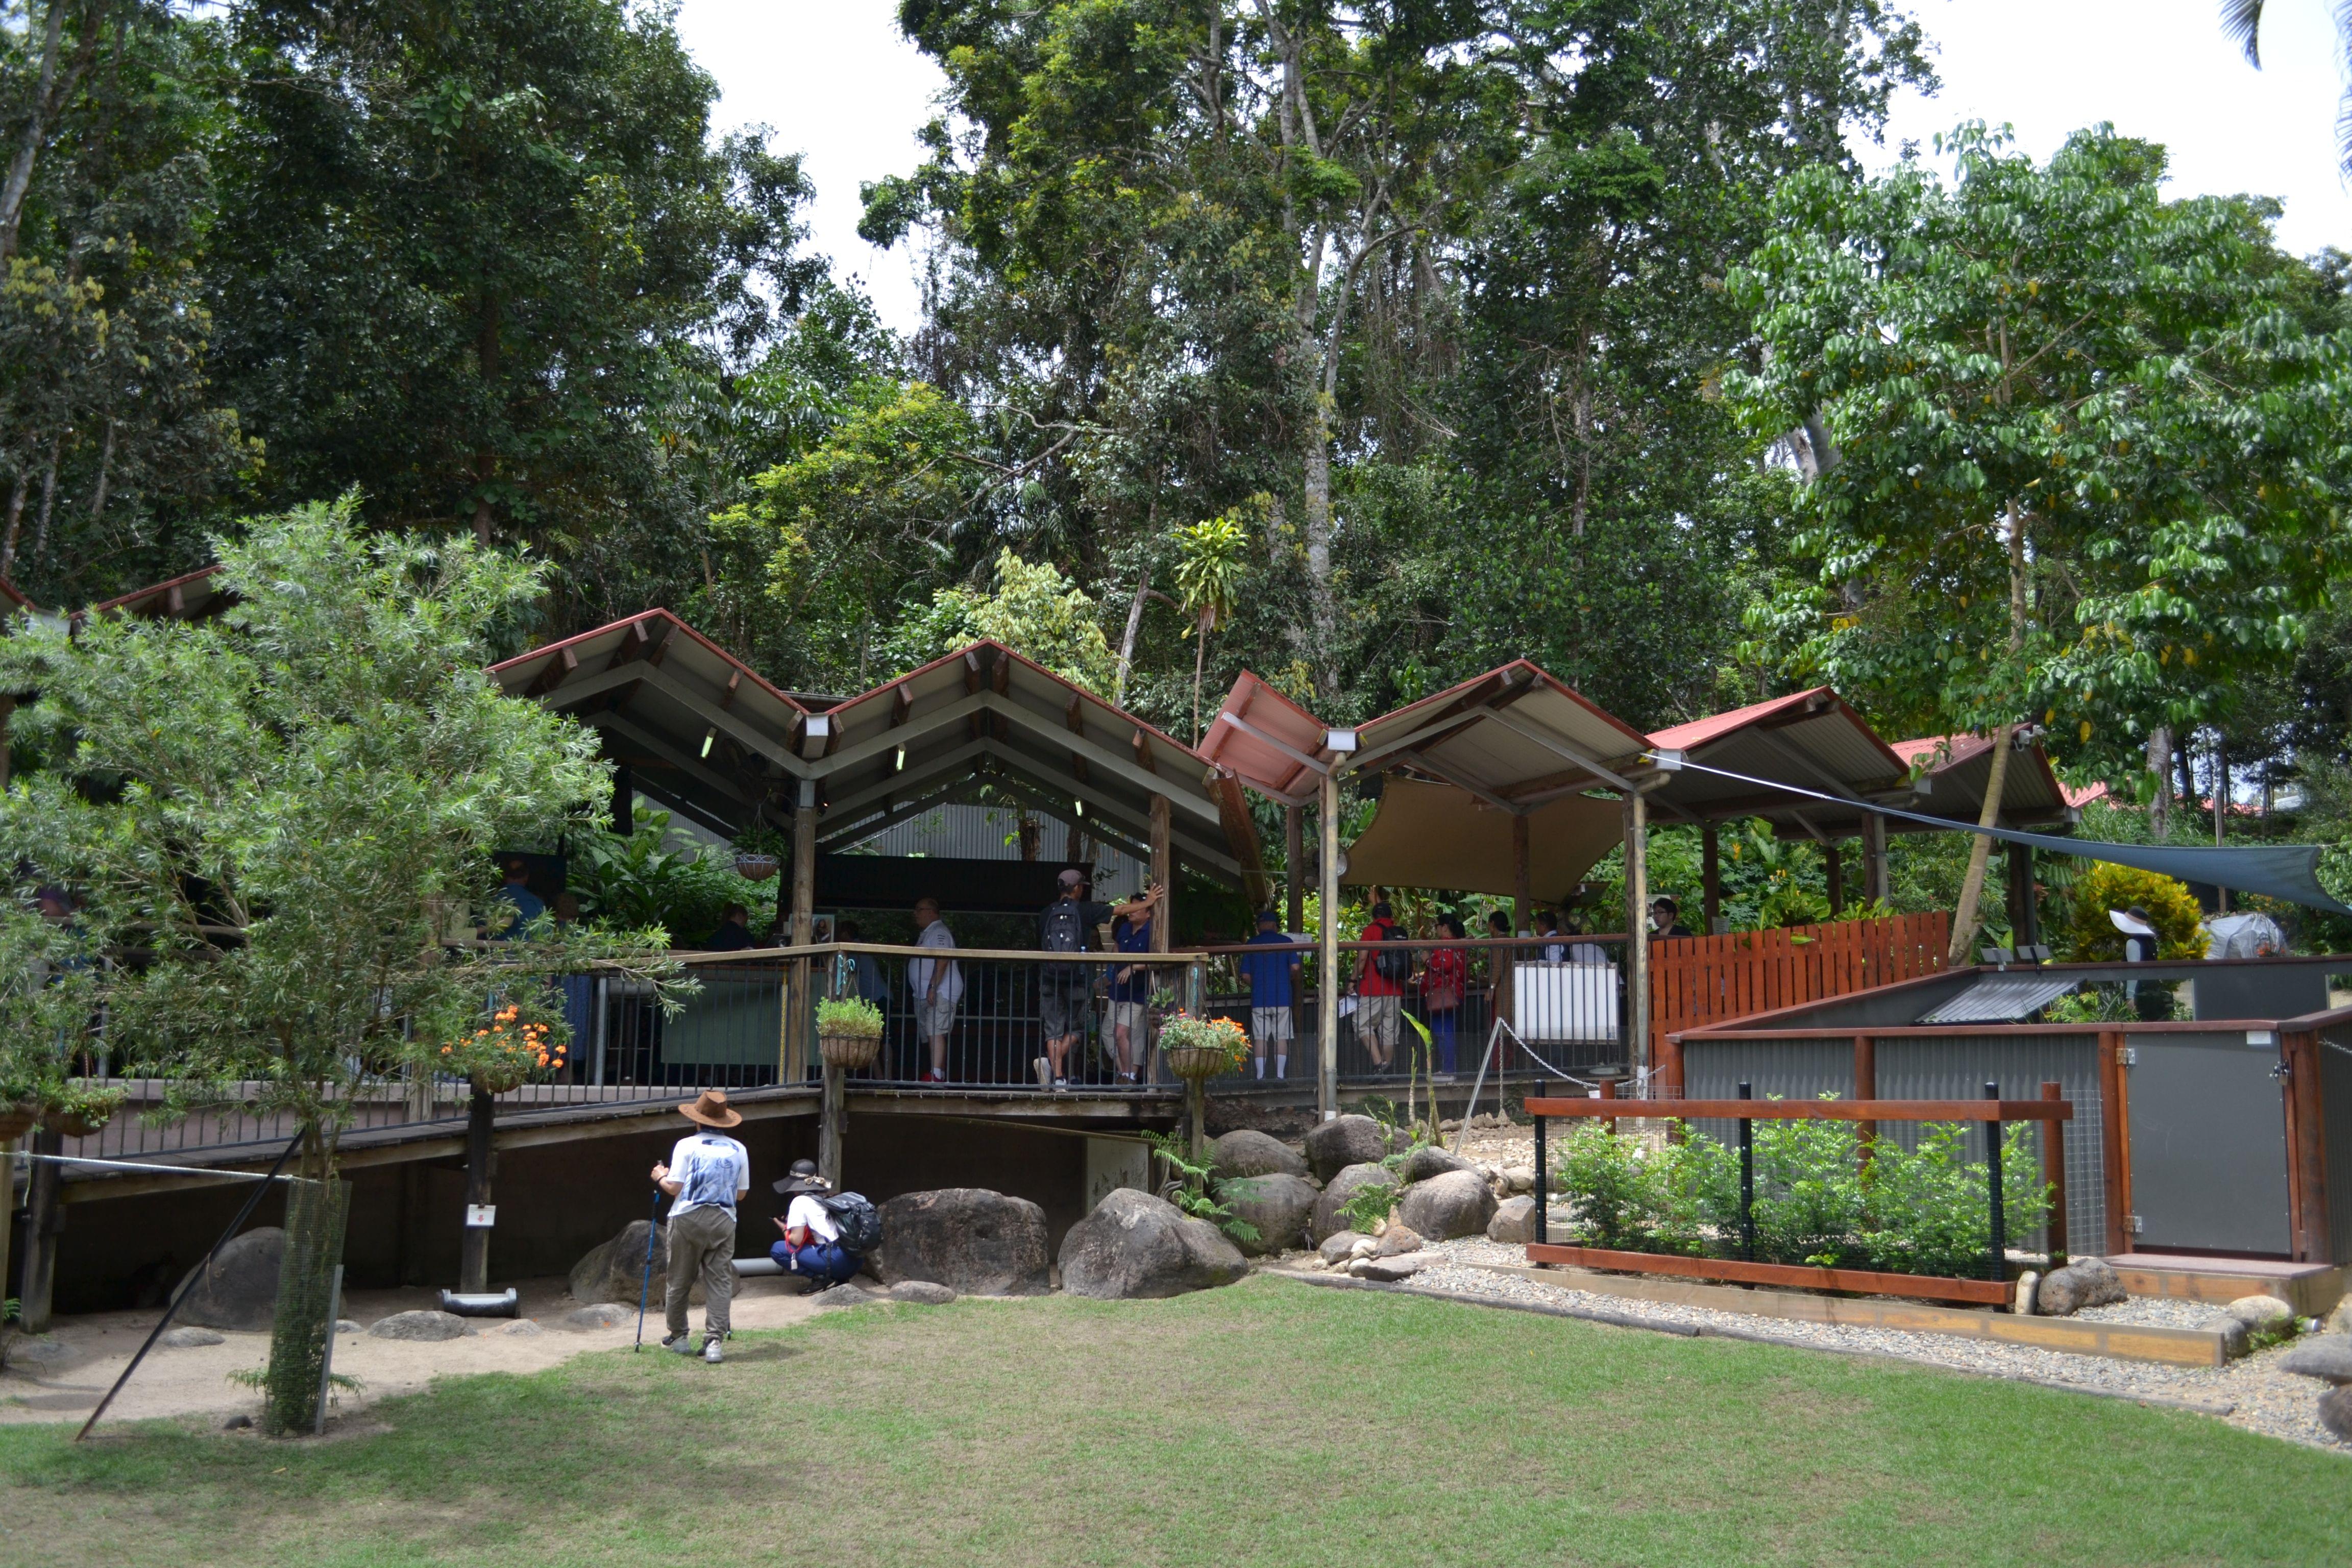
top-left (2126, 1032), bottom-right (2291, 1255)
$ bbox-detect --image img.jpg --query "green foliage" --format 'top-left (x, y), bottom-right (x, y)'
top-left (2055, 863), bottom-right (2207, 962)
top-left (1335, 1174), bottom-right (1402, 1237)
top-left (816, 996), bottom-right (885, 1039)
top-left (1144, 1129), bottom-right (1260, 1246)
top-left (566, 811), bottom-right (771, 946)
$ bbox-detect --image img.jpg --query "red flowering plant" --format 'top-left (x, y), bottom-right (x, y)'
top-left (439, 990), bottom-right (571, 1094)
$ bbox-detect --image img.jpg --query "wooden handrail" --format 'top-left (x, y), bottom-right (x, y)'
top-left (1524, 1096), bottom-right (2070, 1122)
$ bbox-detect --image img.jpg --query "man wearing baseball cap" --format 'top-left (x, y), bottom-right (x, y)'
top-left (1036, 870), bottom-right (1162, 1089)
top-left (651, 1089), bottom-right (749, 1363)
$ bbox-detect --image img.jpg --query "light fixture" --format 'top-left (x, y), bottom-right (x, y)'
top-left (1324, 728), bottom-right (1358, 754)
top-left (1074, 799), bottom-right (1085, 818)
top-left (700, 727), bottom-right (717, 758)
top-left (894, 745), bottom-right (905, 772)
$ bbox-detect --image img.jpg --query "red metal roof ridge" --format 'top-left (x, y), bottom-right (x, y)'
top-left (0, 574), bottom-right (35, 612)
top-left (815, 637), bottom-right (1211, 764)
top-left (1357, 658), bottom-right (1650, 749)
top-left (84, 562), bottom-right (224, 617)
top-left (487, 608), bottom-right (809, 716)
top-left (1651, 687), bottom-right (1908, 777)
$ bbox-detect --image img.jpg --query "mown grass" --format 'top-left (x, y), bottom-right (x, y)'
top-left (2, 1274), bottom-right (2346, 1567)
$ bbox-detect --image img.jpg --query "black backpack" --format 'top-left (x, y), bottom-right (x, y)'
top-left (1040, 897), bottom-right (1088, 954)
top-left (821, 1192), bottom-right (882, 1253)
top-left (1372, 922), bottom-right (1413, 983)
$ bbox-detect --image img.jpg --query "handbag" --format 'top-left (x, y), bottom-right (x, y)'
top-left (1426, 980), bottom-right (1461, 1012)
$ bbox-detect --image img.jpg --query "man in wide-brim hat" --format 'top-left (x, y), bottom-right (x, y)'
top-left (651, 1089), bottom-right (750, 1363)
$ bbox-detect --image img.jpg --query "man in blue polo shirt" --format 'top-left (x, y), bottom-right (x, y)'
top-left (1237, 908), bottom-right (1303, 1080)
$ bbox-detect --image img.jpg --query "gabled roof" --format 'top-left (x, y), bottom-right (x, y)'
top-left (1200, 671), bottom-right (1335, 806)
top-left (1345, 660), bottom-right (1654, 810)
top-left (487, 609), bottom-right (811, 838)
top-left (1891, 733), bottom-right (2074, 830)
top-left (1648, 687), bottom-right (1910, 832)
top-left (84, 564), bottom-right (229, 623)
top-left (0, 576), bottom-right (35, 615)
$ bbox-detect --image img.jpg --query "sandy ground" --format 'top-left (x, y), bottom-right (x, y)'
top-left (0, 1271), bottom-right (827, 1430)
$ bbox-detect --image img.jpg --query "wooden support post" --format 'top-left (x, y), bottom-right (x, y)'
top-left (1853, 1034), bottom-right (1877, 1167)
top-left (2098, 1030), bottom-right (2132, 1257)
top-left (2041, 1080), bottom-right (2069, 1264)
top-left (2283, 1031), bottom-right (2330, 1262)
top-left (791, 779), bottom-right (818, 948)
top-left (818, 955), bottom-right (845, 1188)
top-left (1623, 789), bottom-right (1650, 1077)
top-left (1863, 811), bottom-right (1890, 905)
top-left (19, 1128), bottom-right (62, 1332)
top-left (1149, 794), bottom-right (1172, 954)
top-left (2006, 842), bottom-right (2039, 948)
top-left (1511, 812), bottom-right (1532, 936)
top-left (458, 1086), bottom-right (497, 1293)
top-left (1701, 819), bottom-right (1721, 933)
top-left (1317, 771), bottom-right (1340, 1120)
top-left (1284, 803), bottom-right (1305, 934)
top-left (1825, 838), bottom-right (1845, 916)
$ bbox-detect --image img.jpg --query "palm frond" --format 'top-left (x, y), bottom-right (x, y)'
top-left (2219, 0), bottom-right (2265, 66)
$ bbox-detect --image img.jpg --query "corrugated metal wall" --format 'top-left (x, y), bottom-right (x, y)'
top-left (2322, 1022), bottom-right (2352, 1266)
top-left (841, 803), bottom-right (1149, 892)
top-left (1681, 1031), bottom-right (2105, 1259)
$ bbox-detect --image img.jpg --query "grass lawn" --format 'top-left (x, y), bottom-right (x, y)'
top-left (3, 1275), bottom-right (2347, 1567)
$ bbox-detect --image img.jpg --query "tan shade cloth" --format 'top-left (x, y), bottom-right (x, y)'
top-left (1340, 778), bottom-right (1622, 901)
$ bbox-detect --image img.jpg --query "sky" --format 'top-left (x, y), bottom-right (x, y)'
top-left (674, 1), bottom-right (2352, 334)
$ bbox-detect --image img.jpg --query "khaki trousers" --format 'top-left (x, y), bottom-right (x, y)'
top-left (664, 1203), bottom-right (738, 1345)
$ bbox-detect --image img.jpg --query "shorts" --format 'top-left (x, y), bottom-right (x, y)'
top-left (1109, 1000), bottom-right (1149, 1037)
top-left (916, 995), bottom-right (959, 1038)
top-left (1039, 966), bottom-right (1088, 1040)
top-left (1355, 993), bottom-right (1400, 1054)
top-left (1250, 1005), bottom-right (1293, 1044)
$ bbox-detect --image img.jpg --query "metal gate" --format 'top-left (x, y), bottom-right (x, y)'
top-left (2126, 1031), bottom-right (2291, 1255)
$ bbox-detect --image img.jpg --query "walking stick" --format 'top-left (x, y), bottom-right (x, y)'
top-left (633, 1184), bottom-right (662, 1352)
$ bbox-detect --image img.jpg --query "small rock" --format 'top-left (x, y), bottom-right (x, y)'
top-left (2220, 1319), bottom-right (2252, 1359)
top-left (367, 1310), bottom-right (469, 1342)
top-left (1501, 1166), bottom-right (1535, 1194)
top-left (335, 1320), bottom-right (362, 1335)
top-left (2326, 1299), bottom-right (2352, 1336)
top-left (1374, 1224), bottom-right (1424, 1258)
top-left (1348, 1237), bottom-right (1378, 1261)
top-left (491, 1318), bottom-right (544, 1337)
top-left (1316, 1230), bottom-right (1368, 1265)
top-left (159, 1327), bottom-right (225, 1349)
top-left (1487, 1195), bottom-right (1536, 1244)
top-left (223, 1414), bottom-right (252, 1431)
top-left (559, 1304), bottom-right (631, 1330)
top-left (2321, 1386), bottom-right (2352, 1443)
top-left (2225, 1294), bottom-right (2294, 1332)
top-left (1395, 1168), bottom-right (1498, 1241)
top-left (1209, 1129), bottom-right (1309, 1181)
top-left (2279, 1336), bottom-right (2352, 1384)
top-left (813, 1283), bottom-right (880, 1308)
top-left (889, 1280), bottom-right (957, 1305)
top-left (2035, 1258), bottom-right (2126, 1316)
top-left (3, 1336), bottom-right (80, 1373)
top-left (1355, 1252), bottom-right (1437, 1283)
top-left (2013, 1272), bottom-right (2041, 1316)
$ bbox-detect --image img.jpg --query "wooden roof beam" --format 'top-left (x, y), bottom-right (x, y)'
top-left (525, 646), bottom-right (578, 699)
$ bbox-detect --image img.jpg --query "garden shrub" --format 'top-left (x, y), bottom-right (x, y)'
top-left (2056, 863), bottom-right (2203, 962)
top-left (1554, 1123), bottom-right (1659, 1251)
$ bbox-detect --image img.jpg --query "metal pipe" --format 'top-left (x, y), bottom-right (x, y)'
top-left (436, 1287), bottom-right (519, 1318)
top-left (1451, 1021), bottom-right (1501, 1156)
top-left (1985, 1081), bottom-right (2006, 1284)
top-left (1532, 1108), bottom-right (1547, 1245)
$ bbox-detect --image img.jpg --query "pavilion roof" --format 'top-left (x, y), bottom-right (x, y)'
top-left (1199, 671), bottom-right (1336, 806)
top-left (1646, 687), bottom-right (1910, 835)
top-left (1343, 660), bottom-right (1655, 808)
top-left (83, 564), bottom-right (229, 623)
top-left (1889, 733), bottom-right (2075, 831)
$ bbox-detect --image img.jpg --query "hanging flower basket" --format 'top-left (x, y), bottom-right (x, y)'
top-left (819, 1033), bottom-right (880, 1070)
top-left (815, 996), bottom-right (885, 1070)
top-left (0, 1104), bottom-right (39, 1142)
top-left (734, 852), bottom-right (781, 882)
top-left (1156, 1013), bottom-right (1249, 1081)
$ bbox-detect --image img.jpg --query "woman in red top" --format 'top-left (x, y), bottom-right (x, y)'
top-left (1420, 915), bottom-right (1471, 1077)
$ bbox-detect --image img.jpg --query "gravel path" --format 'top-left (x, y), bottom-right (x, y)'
top-left (1280, 1237), bottom-right (2350, 1455)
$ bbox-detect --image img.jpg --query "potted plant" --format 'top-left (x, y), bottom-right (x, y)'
top-left (32, 1079), bottom-right (126, 1139)
top-left (438, 997), bottom-right (570, 1094)
top-left (732, 822), bottom-right (789, 883)
top-left (1156, 1011), bottom-right (1249, 1081)
top-left (816, 996), bottom-right (885, 1070)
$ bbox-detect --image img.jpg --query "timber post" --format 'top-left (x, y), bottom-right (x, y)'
top-left (1622, 788), bottom-right (1650, 1079)
top-left (458, 1085), bottom-right (497, 1294)
top-left (1317, 767), bottom-right (1340, 1120)
top-left (18, 1126), bottom-right (61, 1333)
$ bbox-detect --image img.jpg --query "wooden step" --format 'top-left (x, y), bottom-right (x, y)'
top-left (2099, 1255), bottom-right (2345, 1317)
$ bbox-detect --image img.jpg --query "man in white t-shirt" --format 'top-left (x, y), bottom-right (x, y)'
top-left (768, 1159), bottom-right (859, 1291)
top-left (909, 896), bottom-right (962, 1083)
top-left (650, 1089), bottom-right (750, 1363)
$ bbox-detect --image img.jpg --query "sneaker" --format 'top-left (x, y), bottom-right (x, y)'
top-left (703, 1338), bottom-right (723, 1365)
top-left (1052, 1076), bottom-right (1069, 1090)
top-left (923, 1068), bottom-right (947, 1084)
top-left (1432, 1073), bottom-right (1457, 1084)
top-left (664, 1333), bottom-right (695, 1357)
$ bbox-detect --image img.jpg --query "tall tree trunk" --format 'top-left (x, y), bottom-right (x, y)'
top-left (85, 415), bottom-right (113, 529)
top-left (1113, 493), bottom-right (1155, 707)
top-left (472, 297), bottom-right (501, 546)
top-left (0, 0), bottom-right (92, 263)
top-left (1191, 611), bottom-right (1209, 745)
top-left (1, 464), bottom-right (29, 578)
top-left (29, 435), bottom-right (61, 570)
top-left (2212, 731), bottom-right (2229, 913)
top-left (2145, 725), bottom-right (2172, 839)
top-left (1947, 502), bottom-right (2029, 962)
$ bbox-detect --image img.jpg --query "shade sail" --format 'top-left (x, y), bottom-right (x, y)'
top-left (1339, 778), bottom-right (1623, 900)
top-left (1666, 756), bottom-right (2352, 916)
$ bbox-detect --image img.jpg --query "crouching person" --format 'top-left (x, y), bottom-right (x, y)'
top-left (770, 1159), bottom-right (862, 1292)
top-left (652, 1090), bottom-right (750, 1364)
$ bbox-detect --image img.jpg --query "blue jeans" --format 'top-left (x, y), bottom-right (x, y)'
top-left (770, 1238), bottom-right (859, 1287)
top-left (1429, 1009), bottom-right (1458, 1073)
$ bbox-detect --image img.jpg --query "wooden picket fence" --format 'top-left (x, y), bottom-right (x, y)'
top-left (1649, 911), bottom-right (1950, 1056)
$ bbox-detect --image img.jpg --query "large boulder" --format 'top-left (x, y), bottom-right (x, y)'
top-left (2279, 1336), bottom-right (2352, 1384)
top-left (1487, 1195), bottom-right (1537, 1244)
top-left (1058, 1189), bottom-right (1249, 1300)
top-left (1395, 1144), bottom-right (1474, 1185)
top-left (1305, 1115), bottom-right (1396, 1181)
top-left (1214, 1173), bottom-right (1320, 1257)
top-left (568, 1218), bottom-right (728, 1307)
top-left (172, 1227), bottom-right (286, 1332)
top-left (1396, 1169), bottom-right (1497, 1241)
top-left (368, 1310), bottom-right (468, 1342)
top-left (1210, 1129), bottom-right (1309, 1182)
top-left (874, 1188), bottom-right (1050, 1296)
top-left (2035, 1258), bottom-right (2126, 1317)
top-left (1311, 1162), bottom-right (1399, 1244)
top-left (2321, 1387), bottom-right (2352, 1443)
